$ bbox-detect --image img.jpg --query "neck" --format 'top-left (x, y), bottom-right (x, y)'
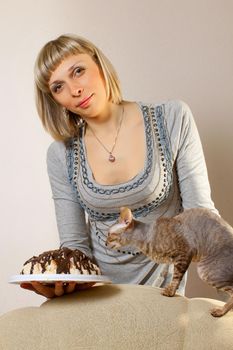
top-left (85, 102), bottom-right (124, 136)
top-left (129, 220), bottom-right (153, 252)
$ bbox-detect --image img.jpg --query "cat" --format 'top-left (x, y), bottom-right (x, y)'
top-left (106, 207), bottom-right (233, 317)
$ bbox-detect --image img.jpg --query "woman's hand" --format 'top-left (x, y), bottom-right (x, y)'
top-left (20, 281), bottom-right (95, 298)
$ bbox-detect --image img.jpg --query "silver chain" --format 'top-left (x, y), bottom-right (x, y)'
top-left (88, 106), bottom-right (124, 160)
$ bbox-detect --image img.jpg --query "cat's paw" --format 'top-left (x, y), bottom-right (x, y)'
top-left (161, 286), bottom-right (176, 297)
top-left (210, 307), bottom-right (225, 317)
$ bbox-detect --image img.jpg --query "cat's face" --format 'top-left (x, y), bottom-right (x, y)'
top-left (106, 232), bottom-right (127, 249)
top-left (106, 223), bottom-right (131, 249)
top-left (107, 222), bottom-right (130, 249)
top-left (106, 207), bottom-right (133, 249)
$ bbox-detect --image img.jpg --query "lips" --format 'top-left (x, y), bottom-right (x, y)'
top-left (77, 94), bottom-right (93, 108)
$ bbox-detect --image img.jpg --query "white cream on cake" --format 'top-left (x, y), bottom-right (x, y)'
top-left (21, 247), bottom-right (101, 275)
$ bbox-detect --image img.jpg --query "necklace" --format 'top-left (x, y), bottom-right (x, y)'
top-left (88, 106), bottom-right (124, 162)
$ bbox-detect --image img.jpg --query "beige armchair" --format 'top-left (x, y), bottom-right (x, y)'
top-left (0, 284), bottom-right (232, 349)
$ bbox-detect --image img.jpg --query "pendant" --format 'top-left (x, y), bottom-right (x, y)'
top-left (109, 153), bottom-right (115, 162)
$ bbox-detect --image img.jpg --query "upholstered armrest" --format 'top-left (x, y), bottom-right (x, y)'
top-left (0, 284), bottom-right (232, 349)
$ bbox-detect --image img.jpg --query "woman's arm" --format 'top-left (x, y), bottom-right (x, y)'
top-left (46, 141), bottom-right (93, 258)
top-left (167, 100), bottom-right (218, 213)
top-left (20, 141), bottom-right (94, 298)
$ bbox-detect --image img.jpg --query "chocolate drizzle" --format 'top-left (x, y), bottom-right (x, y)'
top-left (21, 247), bottom-right (100, 275)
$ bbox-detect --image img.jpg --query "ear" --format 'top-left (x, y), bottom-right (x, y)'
top-left (119, 207), bottom-right (133, 228)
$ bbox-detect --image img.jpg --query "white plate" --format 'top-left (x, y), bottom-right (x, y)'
top-left (9, 274), bottom-right (112, 285)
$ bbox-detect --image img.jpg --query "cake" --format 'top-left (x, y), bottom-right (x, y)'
top-left (20, 247), bottom-right (101, 275)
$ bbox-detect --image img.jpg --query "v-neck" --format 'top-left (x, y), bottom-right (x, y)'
top-left (80, 102), bottom-right (149, 188)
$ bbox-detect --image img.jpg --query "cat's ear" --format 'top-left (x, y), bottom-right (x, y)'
top-left (119, 207), bottom-right (133, 226)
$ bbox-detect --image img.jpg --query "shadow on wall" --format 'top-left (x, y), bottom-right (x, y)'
top-left (186, 263), bottom-right (226, 301)
top-left (200, 118), bottom-right (233, 226)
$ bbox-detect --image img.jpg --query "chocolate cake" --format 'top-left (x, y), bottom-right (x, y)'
top-left (21, 247), bottom-right (101, 275)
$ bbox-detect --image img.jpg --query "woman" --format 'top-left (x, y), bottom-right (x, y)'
top-left (21, 34), bottom-right (217, 298)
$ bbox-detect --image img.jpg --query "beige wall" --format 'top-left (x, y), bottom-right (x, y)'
top-left (0, 0), bottom-right (232, 313)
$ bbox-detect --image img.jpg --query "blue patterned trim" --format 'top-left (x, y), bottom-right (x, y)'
top-left (132, 105), bottom-right (173, 218)
top-left (66, 104), bottom-right (173, 221)
top-left (66, 138), bottom-right (120, 221)
top-left (78, 106), bottom-right (153, 195)
top-left (66, 138), bottom-right (80, 197)
top-left (66, 139), bottom-right (75, 184)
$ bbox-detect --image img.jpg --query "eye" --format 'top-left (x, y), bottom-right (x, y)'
top-left (52, 83), bottom-right (63, 94)
top-left (73, 66), bottom-right (85, 77)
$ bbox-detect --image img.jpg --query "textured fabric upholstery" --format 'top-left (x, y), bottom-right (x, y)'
top-left (0, 284), bottom-right (232, 349)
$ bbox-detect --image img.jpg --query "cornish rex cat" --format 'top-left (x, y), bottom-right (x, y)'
top-left (106, 207), bottom-right (233, 317)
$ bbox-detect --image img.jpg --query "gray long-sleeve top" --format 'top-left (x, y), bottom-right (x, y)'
top-left (46, 100), bottom-right (217, 293)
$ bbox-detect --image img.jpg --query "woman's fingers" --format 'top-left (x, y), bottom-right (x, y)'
top-left (20, 281), bottom-right (95, 298)
top-left (65, 282), bottom-right (76, 294)
top-left (54, 282), bottom-right (65, 296)
top-left (31, 282), bottom-right (56, 298)
top-left (21, 282), bottom-right (64, 298)
top-left (20, 283), bottom-right (35, 291)
top-left (20, 282), bottom-right (51, 296)
top-left (75, 282), bottom-right (96, 290)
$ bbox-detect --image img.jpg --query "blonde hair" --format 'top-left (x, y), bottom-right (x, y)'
top-left (34, 34), bottom-right (122, 141)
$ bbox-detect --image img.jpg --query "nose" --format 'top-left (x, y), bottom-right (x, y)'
top-left (71, 86), bottom-right (83, 97)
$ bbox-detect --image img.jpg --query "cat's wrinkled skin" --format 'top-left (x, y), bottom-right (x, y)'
top-left (106, 207), bottom-right (233, 317)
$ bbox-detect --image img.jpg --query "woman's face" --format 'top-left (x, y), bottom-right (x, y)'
top-left (48, 53), bottom-right (108, 118)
